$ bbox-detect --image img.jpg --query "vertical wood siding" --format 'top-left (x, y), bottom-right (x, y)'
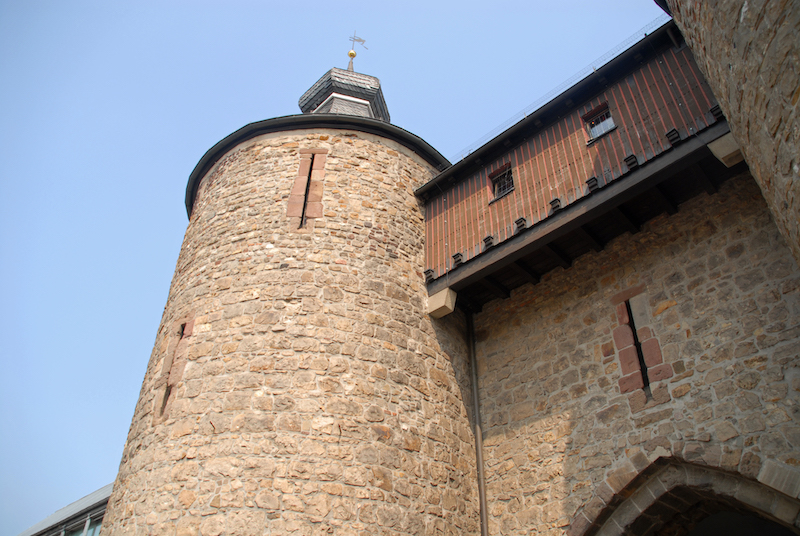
top-left (424, 45), bottom-right (717, 277)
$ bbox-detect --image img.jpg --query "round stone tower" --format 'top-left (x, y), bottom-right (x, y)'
top-left (101, 67), bottom-right (479, 536)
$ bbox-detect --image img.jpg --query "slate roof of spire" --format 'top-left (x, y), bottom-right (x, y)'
top-left (298, 68), bottom-right (390, 122)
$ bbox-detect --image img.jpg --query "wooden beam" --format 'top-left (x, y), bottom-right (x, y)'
top-left (513, 260), bottom-right (540, 284)
top-left (690, 163), bottom-right (717, 194)
top-left (456, 295), bottom-right (482, 314)
top-left (482, 276), bottom-right (511, 299)
top-left (612, 207), bottom-right (640, 235)
top-left (653, 185), bottom-right (678, 215)
top-left (543, 244), bottom-right (571, 269)
top-left (666, 26), bottom-right (682, 49)
top-left (576, 225), bottom-right (604, 251)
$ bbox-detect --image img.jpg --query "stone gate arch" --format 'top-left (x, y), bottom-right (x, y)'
top-left (582, 459), bottom-right (800, 536)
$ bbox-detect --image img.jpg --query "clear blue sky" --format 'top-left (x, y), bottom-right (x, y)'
top-left (0, 2), bottom-right (667, 534)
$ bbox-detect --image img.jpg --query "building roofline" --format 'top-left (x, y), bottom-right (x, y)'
top-left (424, 120), bottom-right (732, 297)
top-left (184, 114), bottom-right (450, 217)
top-left (16, 483), bottom-right (113, 536)
top-left (415, 19), bottom-right (679, 200)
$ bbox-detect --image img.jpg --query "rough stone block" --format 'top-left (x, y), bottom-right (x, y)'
top-left (672, 384), bottom-right (690, 398)
top-left (610, 284), bottom-right (646, 305)
top-left (619, 346), bottom-right (641, 376)
top-left (629, 293), bottom-right (650, 329)
top-left (628, 390), bottom-right (648, 413)
top-left (290, 175), bottom-right (309, 196)
top-left (566, 513), bottom-right (591, 536)
top-left (651, 384), bottom-right (671, 405)
top-left (740, 452), bottom-right (763, 479)
top-left (641, 339), bottom-right (663, 367)
top-left (714, 421), bottom-right (739, 442)
top-left (298, 147), bottom-right (328, 155)
top-left (708, 132), bottom-right (744, 167)
top-left (286, 197), bottom-right (305, 217)
top-left (311, 153), bottom-right (328, 168)
top-left (633, 408), bottom-right (673, 428)
top-left (304, 201), bottom-right (323, 218)
top-left (653, 299), bottom-right (677, 316)
top-left (597, 403), bottom-right (624, 423)
top-left (296, 154), bottom-right (312, 171)
top-left (629, 451), bottom-right (651, 472)
top-left (637, 326), bottom-right (653, 341)
top-left (613, 325), bottom-right (635, 349)
top-left (758, 459), bottom-right (800, 499)
top-left (182, 319), bottom-right (194, 337)
top-left (648, 364), bottom-right (673, 382)
top-left (427, 288), bottom-right (456, 319)
top-left (307, 180), bottom-right (324, 203)
top-left (771, 495), bottom-right (800, 525)
top-left (735, 480), bottom-right (776, 513)
top-left (595, 482), bottom-right (615, 504)
top-left (606, 466), bottom-right (638, 494)
top-left (616, 302), bottom-right (629, 325)
top-left (619, 372), bottom-right (644, 394)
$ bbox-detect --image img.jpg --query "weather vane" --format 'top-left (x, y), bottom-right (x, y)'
top-left (347, 31), bottom-right (367, 71)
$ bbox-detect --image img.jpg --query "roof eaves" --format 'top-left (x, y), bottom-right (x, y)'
top-left (15, 483), bottom-right (114, 536)
top-left (414, 19), bottom-right (677, 200)
top-left (184, 114), bottom-right (449, 217)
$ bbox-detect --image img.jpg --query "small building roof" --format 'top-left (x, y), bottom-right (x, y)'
top-left (16, 483), bottom-right (113, 536)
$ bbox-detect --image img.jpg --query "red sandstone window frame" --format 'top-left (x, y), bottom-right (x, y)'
top-left (154, 317), bottom-right (194, 423)
top-left (611, 286), bottom-right (673, 398)
top-left (287, 148), bottom-right (328, 229)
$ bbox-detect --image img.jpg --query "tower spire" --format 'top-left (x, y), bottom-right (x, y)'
top-left (298, 32), bottom-right (389, 122)
top-left (347, 31), bottom-right (367, 71)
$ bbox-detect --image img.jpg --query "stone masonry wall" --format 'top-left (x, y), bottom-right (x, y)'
top-left (473, 172), bottom-right (800, 535)
top-left (101, 128), bottom-right (478, 536)
top-left (667, 0), bottom-right (800, 265)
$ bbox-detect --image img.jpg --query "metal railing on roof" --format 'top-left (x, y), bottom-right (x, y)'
top-left (449, 13), bottom-right (672, 163)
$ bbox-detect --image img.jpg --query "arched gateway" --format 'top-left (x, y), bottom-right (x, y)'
top-left (582, 459), bottom-right (800, 536)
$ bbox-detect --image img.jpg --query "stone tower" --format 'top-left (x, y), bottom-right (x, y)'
top-left (101, 66), bottom-right (479, 535)
top-left (659, 0), bottom-right (800, 265)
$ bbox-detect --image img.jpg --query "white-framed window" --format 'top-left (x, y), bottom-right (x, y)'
top-left (583, 104), bottom-right (616, 139)
top-left (489, 164), bottom-right (514, 200)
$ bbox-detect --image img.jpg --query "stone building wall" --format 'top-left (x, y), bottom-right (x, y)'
top-left (666, 0), bottom-right (800, 265)
top-left (101, 128), bottom-right (478, 536)
top-left (473, 172), bottom-right (800, 535)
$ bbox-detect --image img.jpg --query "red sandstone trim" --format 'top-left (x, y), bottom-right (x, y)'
top-left (610, 284), bottom-right (646, 305)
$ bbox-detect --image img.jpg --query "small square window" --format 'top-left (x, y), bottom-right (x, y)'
top-left (583, 104), bottom-right (616, 139)
top-left (489, 165), bottom-right (514, 200)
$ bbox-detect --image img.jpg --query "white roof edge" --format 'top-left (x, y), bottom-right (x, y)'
top-left (16, 483), bottom-right (114, 536)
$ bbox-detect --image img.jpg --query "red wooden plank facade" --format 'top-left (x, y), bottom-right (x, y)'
top-left (424, 44), bottom-right (718, 279)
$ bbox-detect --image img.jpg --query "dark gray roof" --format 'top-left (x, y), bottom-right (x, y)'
top-left (415, 19), bottom-right (679, 200)
top-left (314, 95), bottom-right (373, 118)
top-left (16, 483), bottom-right (113, 536)
top-left (298, 68), bottom-right (390, 122)
top-left (184, 113), bottom-right (450, 217)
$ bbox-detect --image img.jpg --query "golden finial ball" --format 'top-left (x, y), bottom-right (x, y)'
top-left (348, 49), bottom-right (357, 58)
